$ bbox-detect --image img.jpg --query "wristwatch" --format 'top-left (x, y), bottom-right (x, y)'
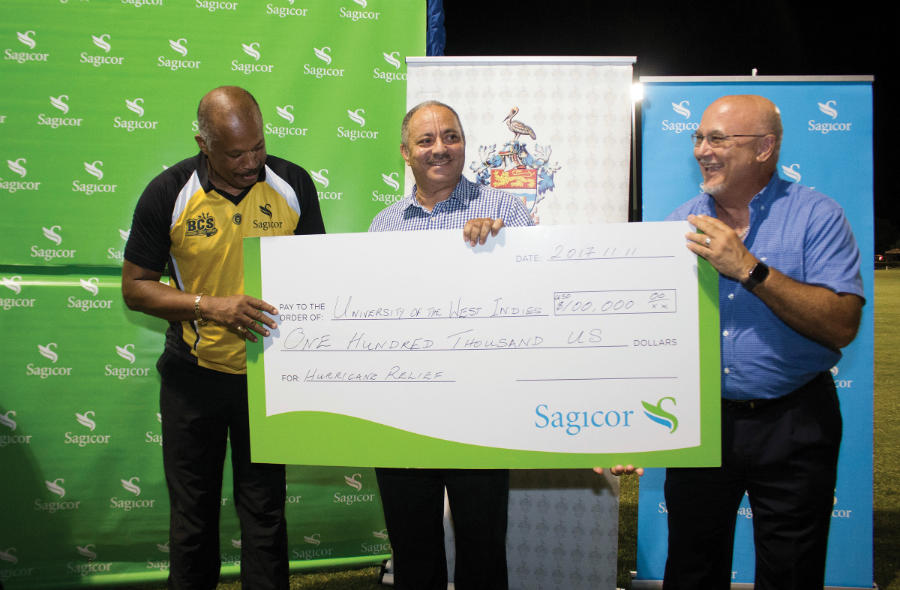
top-left (194, 294), bottom-right (208, 326)
top-left (742, 261), bottom-right (769, 291)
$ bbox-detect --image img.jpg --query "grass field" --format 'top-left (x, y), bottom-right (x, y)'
top-left (134, 269), bottom-right (900, 590)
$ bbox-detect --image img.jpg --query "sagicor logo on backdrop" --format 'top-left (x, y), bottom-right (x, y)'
top-left (0, 548), bottom-right (18, 564)
top-left (276, 104), bottom-right (294, 123)
top-left (242, 42), bottom-right (261, 60)
top-left (7, 158), bottom-right (27, 177)
top-left (157, 542), bottom-right (169, 554)
top-left (38, 343), bottom-right (58, 363)
top-left (344, 473), bottom-right (363, 491)
top-left (817, 100), bottom-right (838, 119)
top-left (76, 545), bottom-right (97, 560)
top-left (310, 169), bottom-right (329, 187)
top-left (45, 478), bottom-right (66, 498)
top-left (43, 225), bottom-right (62, 244)
top-left (84, 160), bottom-right (104, 180)
top-left (671, 100), bottom-right (691, 118)
top-left (80, 277), bottom-right (100, 296)
top-left (231, 538), bottom-right (242, 549)
top-left (383, 51), bottom-right (401, 69)
top-left (0, 410), bottom-right (16, 431)
top-left (125, 98), bottom-right (144, 117)
top-left (381, 172), bottom-right (400, 190)
top-left (116, 344), bottom-right (136, 363)
top-left (121, 477), bottom-right (141, 496)
top-left (2, 276), bottom-right (23, 294)
top-left (781, 163), bottom-right (802, 183)
top-left (75, 411), bottom-right (96, 431)
top-left (169, 38), bottom-right (188, 56)
top-left (119, 228), bottom-right (131, 241)
top-left (347, 108), bottom-right (365, 127)
top-left (91, 34), bottom-right (111, 53)
top-left (304, 533), bottom-right (322, 545)
top-left (49, 95), bottom-right (69, 114)
top-left (314, 46), bottom-right (332, 64)
top-left (642, 396), bottom-right (678, 433)
top-left (17, 30), bottom-right (36, 49)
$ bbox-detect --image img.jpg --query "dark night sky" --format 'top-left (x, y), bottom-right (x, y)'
top-left (442, 0), bottom-right (896, 249)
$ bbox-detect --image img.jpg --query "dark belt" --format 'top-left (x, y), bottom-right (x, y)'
top-left (722, 371), bottom-right (833, 411)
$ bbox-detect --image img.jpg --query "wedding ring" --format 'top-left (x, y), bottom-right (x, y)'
top-left (704, 236), bottom-right (711, 246)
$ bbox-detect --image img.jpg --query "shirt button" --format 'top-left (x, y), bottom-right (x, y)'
top-left (724, 367), bottom-right (731, 374)
top-left (722, 330), bottom-right (729, 337)
top-left (728, 293), bottom-right (735, 300)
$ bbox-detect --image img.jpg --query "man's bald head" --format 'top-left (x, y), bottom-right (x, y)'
top-left (703, 95), bottom-right (783, 167)
top-left (196, 86), bottom-right (262, 147)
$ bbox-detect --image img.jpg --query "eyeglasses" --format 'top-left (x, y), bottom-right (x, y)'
top-left (690, 133), bottom-right (768, 147)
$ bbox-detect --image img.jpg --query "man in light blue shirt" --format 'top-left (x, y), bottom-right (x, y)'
top-left (663, 95), bottom-right (864, 589)
top-left (370, 100), bottom-right (533, 590)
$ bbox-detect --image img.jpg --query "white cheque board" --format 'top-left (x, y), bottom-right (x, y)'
top-left (244, 222), bottom-right (720, 468)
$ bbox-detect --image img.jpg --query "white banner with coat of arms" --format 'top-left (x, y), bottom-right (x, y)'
top-left (402, 56), bottom-right (636, 590)
top-left (405, 56), bottom-right (635, 225)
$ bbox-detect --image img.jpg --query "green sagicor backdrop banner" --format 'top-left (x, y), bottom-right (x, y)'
top-left (0, 1), bottom-right (424, 587)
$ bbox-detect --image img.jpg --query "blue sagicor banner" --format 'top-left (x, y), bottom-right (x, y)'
top-left (636, 77), bottom-right (874, 589)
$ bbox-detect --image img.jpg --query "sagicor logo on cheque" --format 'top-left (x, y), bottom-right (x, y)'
top-left (0, 548), bottom-right (18, 564)
top-left (125, 98), bottom-right (145, 117)
top-left (671, 100), bottom-right (691, 118)
top-left (121, 476), bottom-right (141, 496)
top-left (344, 473), bottom-right (363, 491)
top-left (80, 277), bottom-right (100, 296)
top-left (91, 33), bottom-right (111, 53)
top-left (116, 343), bottom-right (136, 363)
top-left (76, 545), bottom-right (97, 560)
top-left (276, 104), bottom-right (294, 123)
top-left (242, 42), bottom-right (261, 61)
top-left (8, 158), bottom-right (27, 178)
top-left (817, 100), bottom-right (838, 120)
top-left (38, 342), bottom-right (58, 363)
top-left (0, 410), bottom-right (16, 431)
top-left (84, 160), bottom-right (104, 180)
top-left (310, 169), bottom-right (329, 187)
top-left (2, 276), bottom-right (24, 294)
top-left (313, 46), bottom-right (332, 64)
top-left (169, 38), bottom-right (188, 56)
top-left (347, 108), bottom-right (365, 127)
top-left (45, 478), bottom-right (66, 498)
top-left (383, 51), bottom-right (401, 69)
top-left (50, 95), bottom-right (69, 114)
top-left (642, 396), bottom-right (678, 433)
top-left (17, 30), bottom-right (36, 49)
top-left (43, 225), bottom-right (62, 245)
top-left (381, 172), bottom-right (399, 190)
top-left (781, 163), bottom-right (802, 183)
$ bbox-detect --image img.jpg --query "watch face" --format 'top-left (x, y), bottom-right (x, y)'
top-left (745, 262), bottom-right (769, 290)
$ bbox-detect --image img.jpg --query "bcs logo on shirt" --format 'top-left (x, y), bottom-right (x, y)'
top-left (185, 212), bottom-right (217, 237)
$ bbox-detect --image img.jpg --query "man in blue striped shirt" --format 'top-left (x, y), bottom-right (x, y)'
top-left (663, 95), bottom-right (864, 589)
top-left (370, 100), bottom-right (532, 590)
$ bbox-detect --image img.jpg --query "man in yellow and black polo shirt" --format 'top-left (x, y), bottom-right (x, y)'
top-left (122, 86), bottom-right (325, 590)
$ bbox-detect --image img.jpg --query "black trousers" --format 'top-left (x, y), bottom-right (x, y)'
top-left (663, 372), bottom-right (842, 590)
top-left (375, 467), bottom-right (509, 590)
top-left (158, 351), bottom-right (288, 590)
